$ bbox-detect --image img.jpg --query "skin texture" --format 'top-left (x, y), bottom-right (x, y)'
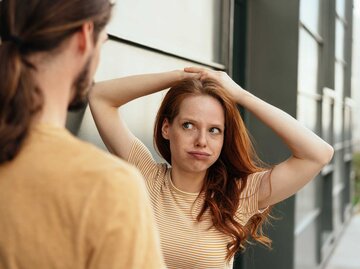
top-left (162, 95), bottom-right (225, 193)
top-left (89, 68), bottom-right (334, 208)
top-left (32, 24), bottom-right (107, 127)
top-left (89, 67), bottom-right (334, 262)
top-left (68, 28), bottom-right (107, 111)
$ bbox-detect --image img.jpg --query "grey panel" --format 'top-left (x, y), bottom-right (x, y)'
top-left (295, 179), bottom-right (318, 227)
top-left (294, 219), bottom-right (319, 269)
top-left (237, 1), bottom-right (300, 269)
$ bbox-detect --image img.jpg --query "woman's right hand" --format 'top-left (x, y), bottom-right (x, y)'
top-left (183, 66), bottom-right (247, 103)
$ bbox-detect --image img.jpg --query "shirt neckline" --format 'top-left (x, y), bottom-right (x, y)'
top-left (166, 168), bottom-right (200, 197)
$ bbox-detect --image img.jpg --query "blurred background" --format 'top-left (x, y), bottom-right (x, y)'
top-left (65, 0), bottom-right (360, 268)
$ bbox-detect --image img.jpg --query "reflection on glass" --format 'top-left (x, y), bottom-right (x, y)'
top-left (322, 97), bottom-right (334, 144)
top-left (335, 62), bottom-right (344, 97)
top-left (336, 0), bottom-right (346, 19)
top-left (297, 95), bottom-right (318, 132)
top-left (298, 28), bottom-right (320, 94)
top-left (335, 19), bottom-right (346, 61)
top-left (333, 103), bottom-right (343, 144)
top-left (300, 0), bottom-right (321, 35)
top-left (344, 106), bottom-right (351, 141)
top-left (295, 180), bottom-right (318, 226)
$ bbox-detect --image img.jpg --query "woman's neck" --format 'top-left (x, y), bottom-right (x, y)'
top-left (170, 167), bottom-right (206, 193)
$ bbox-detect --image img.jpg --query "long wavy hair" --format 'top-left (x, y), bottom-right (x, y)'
top-left (154, 78), bottom-right (272, 261)
top-left (0, 0), bottom-right (113, 164)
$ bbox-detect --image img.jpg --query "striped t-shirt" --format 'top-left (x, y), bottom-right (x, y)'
top-left (128, 138), bottom-right (267, 269)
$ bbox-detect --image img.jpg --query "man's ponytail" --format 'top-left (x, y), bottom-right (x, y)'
top-left (0, 42), bottom-right (43, 163)
top-left (0, 0), bottom-right (112, 163)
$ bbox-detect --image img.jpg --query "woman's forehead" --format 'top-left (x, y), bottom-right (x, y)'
top-left (177, 95), bottom-right (225, 124)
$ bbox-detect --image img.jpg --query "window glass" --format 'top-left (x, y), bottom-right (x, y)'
top-left (295, 180), bottom-right (318, 226)
top-left (333, 103), bottom-right (343, 144)
top-left (298, 28), bottom-right (320, 94)
top-left (322, 96), bottom-right (334, 144)
top-left (335, 61), bottom-right (344, 97)
top-left (300, 0), bottom-right (321, 35)
top-left (344, 106), bottom-right (351, 141)
top-left (297, 95), bottom-right (318, 132)
top-left (336, 0), bottom-right (346, 19)
top-left (335, 19), bottom-right (346, 61)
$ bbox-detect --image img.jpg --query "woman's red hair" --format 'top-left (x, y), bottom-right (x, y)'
top-left (154, 78), bottom-right (271, 261)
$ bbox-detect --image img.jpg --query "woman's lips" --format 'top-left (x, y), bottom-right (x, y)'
top-left (188, 151), bottom-right (211, 160)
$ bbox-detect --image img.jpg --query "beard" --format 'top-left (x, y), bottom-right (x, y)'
top-left (68, 56), bottom-right (93, 112)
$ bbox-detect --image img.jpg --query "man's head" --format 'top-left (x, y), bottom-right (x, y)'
top-left (0, 0), bottom-right (113, 163)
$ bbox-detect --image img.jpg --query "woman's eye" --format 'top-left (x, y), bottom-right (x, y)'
top-left (182, 122), bottom-right (194, 129)
top-left (209, 127), bottom-right (221, 134)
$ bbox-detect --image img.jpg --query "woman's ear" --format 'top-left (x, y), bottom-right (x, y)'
top-left (162, 118), bottom-right (170, 140)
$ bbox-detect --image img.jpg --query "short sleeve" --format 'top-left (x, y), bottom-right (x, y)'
top-left (236, 170), bottom-right (269, 225)
top-left (127, 138), bottom-right (166, 190)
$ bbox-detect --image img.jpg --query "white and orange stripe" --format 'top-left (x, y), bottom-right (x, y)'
top-left (128, 138), bottom-right (266, 269)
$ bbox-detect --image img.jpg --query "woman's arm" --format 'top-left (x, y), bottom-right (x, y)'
top-left (184, 67), bottom-right (334, 208)
top-left (89, 70), bottom-right (195, 159)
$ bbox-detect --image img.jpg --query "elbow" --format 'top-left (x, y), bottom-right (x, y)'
top-left (318, 143), bottom-right (334, 166)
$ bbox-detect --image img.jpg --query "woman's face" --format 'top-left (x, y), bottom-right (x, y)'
top-left (162, 94), bottom-right (225, 175)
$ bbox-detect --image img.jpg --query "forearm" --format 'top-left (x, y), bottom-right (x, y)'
top-left (89, 70), bottom-right (183, 107)
top-left (235, 89), bottom-right (334, 164)
top-left (182, 66), bottom-right (334, 205)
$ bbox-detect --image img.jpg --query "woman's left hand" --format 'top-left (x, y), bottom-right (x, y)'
top-left (184, 66), bottom-right (246, 101)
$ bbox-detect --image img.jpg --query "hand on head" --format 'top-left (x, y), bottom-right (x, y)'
top-left (183, 66), bottom-right (245, 101)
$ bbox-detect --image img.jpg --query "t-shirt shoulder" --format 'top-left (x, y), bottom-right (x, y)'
top-left (33, 124), bottom-right (142, 186)
top-left (127, 137), bottom-right (167, 186)
top-left (236, 170), bottom-right (269, 225)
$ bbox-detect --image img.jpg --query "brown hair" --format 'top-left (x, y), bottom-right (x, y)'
top-left (154, 78), bottom-right (271, 261)
top-left (0, 0), bottom-right (112, 164)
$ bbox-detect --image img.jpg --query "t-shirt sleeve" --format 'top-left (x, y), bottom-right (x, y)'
top-left (85, 166), bottom-right (166, 269)
top-left (236, 170), bottom-right (269, 225)
top-left (127, 137), bottom-right (166, 188)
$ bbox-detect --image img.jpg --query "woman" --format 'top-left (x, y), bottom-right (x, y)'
top-left (89, 67), bottom-right (333, 269)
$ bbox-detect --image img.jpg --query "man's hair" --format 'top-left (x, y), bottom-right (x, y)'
top-left (0, 0), bottom-right (113, 164)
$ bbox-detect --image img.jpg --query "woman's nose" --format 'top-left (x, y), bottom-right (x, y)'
top-left (195, 130), bottom-right (207, 148)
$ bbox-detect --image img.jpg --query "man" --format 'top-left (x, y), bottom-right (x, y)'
top-left (0, 0), bottom-right (165, 268)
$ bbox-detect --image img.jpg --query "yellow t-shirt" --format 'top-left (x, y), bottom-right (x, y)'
top-left (0, 124), bottom-right (165, 269)
top-left (128, 138), bottom-right (267, 269)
